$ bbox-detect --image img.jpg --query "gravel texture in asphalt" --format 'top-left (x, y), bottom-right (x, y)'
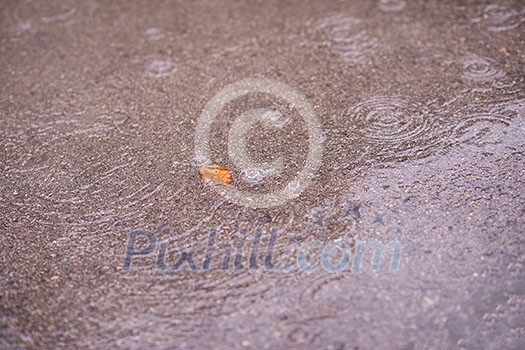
top-left (1, 0), bottom-right (524, 349)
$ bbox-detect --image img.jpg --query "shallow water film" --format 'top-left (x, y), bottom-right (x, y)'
top-left (1, 0), bottom-right (524, 349)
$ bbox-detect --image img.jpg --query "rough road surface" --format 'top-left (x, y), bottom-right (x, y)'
top-left (1, 0), bottom-right (524, 349)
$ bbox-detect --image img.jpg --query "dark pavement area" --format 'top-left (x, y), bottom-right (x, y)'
top-left (1, 0), bottom-right (524, 349)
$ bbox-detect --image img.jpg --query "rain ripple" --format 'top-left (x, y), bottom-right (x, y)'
top-left (316, 15), bottom-right (378, 64)
top-left (459, 54), bottom-right (505, 82)
top-left (451, 113), bottom-right (512, 147)
top-left (344, 96), bottom-right (432, 144)
top-left (341, 96), bottom-right (448, 163)
top-left (378, 0), bottom-right (406, 12)
top-left (474, 3), bottom-right (525, 32)
top-left (145, 58), bottom-right (177, 78)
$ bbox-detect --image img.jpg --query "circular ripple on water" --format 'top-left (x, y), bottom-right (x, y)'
top-left (459, 54), bottom-right (505, 82)
top-left (379, 0), bottom-right (406, 12)
top-left (316, 15), bottom-right (378, 64)
top-left (344, 96), bottom-right (431, 144)
top-left (481, 4), bottom-right (525, 32)
top-left (451, 113), bottom-right (512, 145)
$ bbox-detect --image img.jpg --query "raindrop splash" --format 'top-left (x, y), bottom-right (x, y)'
top-left (260, 110), bottom-right (291, 129)
top-left (378, 0), bottom-right (406, 12)
top-left (191, 155), bottom-right (211, 167)
top-left (145, 27), bottom-right (164, 40)
top-left (145, 59), bottom-right (177, 78)
top-left (241, 168), bottom-right (268, 184)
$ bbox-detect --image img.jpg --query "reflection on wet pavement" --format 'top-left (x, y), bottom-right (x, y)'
top-left (1, 0), bottom-right (524, 349)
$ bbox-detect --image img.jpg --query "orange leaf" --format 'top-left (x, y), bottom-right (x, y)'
top-left (199, 165), bottom-right (233, 186)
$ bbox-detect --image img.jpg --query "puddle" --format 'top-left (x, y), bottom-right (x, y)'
top-left (1, 0), bottom-right (524, 349)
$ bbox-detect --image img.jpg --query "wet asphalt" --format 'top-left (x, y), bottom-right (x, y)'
top-left (1, 0), bottom-right (524, 349)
